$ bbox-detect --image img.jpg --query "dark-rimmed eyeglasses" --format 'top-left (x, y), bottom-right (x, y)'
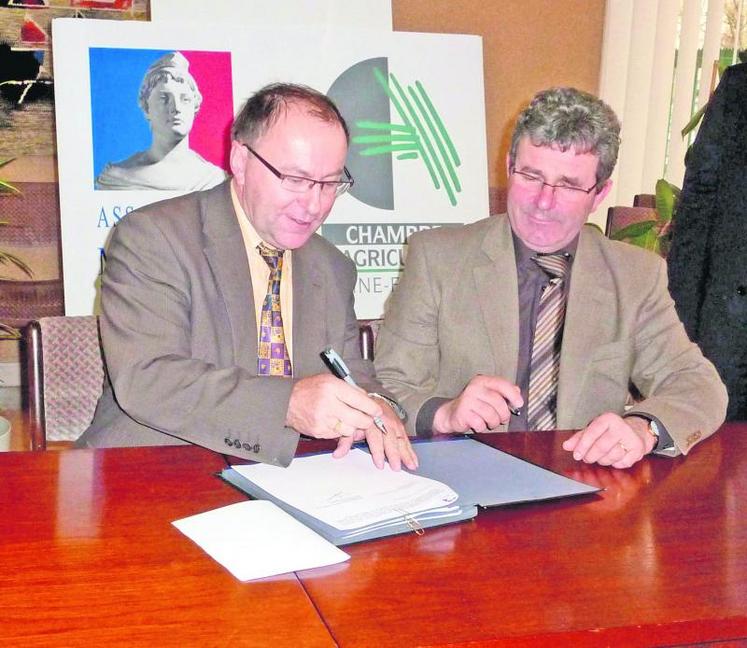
top-left (510, 168), bottom-right (598, 199)
top-left (243, 144), bottom-right (354, 197)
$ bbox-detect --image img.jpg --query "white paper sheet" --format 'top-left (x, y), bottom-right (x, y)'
top-left (172, 500), bottom-right (349, 581)
top-left (231, 449), bottom-right (459, 531)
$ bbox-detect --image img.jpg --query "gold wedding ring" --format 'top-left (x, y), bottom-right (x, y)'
top-left (333, 418), bottom-right (342, 434)
top-left (618, 440), bottom-right (629, 453)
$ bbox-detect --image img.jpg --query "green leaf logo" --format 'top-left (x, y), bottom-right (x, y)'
top-left (352, 67), bottom-right (462, 206)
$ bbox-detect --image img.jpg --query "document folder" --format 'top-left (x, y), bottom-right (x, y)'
top-left (220, 437), bottom-right (599, 546)
top-left (220, 457), bottom-right (476, 546)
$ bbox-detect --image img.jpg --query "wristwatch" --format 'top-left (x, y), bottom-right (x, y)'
top-left (647, 418), bottom-right (660, 449)
top-left (368, 392), bottom-right (407, 421)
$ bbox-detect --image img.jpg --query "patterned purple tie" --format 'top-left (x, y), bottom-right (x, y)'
top-left (527, 253), bottom-right (570, 430)
top-left (257, 244), bottom-right (292, 377)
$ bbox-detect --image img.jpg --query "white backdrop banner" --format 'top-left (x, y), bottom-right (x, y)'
top-left (53, 18), bottom-right (487, 318)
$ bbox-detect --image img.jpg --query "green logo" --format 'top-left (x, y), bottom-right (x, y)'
top-left (354, 68), bottom-right (462, 206)
top-left (328, 60), bottom-right (462, 209)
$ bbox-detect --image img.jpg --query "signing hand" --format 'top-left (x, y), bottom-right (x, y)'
top-left (333, 401), bottom-right (419, 472)
top-left (432, 375), bottom-right (523, 434)
top-left (562, 413), bottom-right (656, 469)
top-left (286, 374), bottom-right (382, 439)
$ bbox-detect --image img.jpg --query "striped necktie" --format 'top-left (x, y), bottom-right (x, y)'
top-left (257, 243), bottom-right (292, 377)
top-left (527, 253), bottom-right (571, 430)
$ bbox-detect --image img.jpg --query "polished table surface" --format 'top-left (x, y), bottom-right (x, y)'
top-left (1, 424), bottom-right (746, 647)
top-left (0, 446), bottom-right (334, 648)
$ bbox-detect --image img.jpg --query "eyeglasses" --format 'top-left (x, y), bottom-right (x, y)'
top-left (243, 144), bottom-right (354, 197)
top-left (510, 168), bottom-right (598, 199)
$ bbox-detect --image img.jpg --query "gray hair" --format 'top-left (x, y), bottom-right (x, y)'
top-left (231, 82), bottom-right (349, 145)
top-left (138, 52), bottom-right (202, 115)
top-left (509, 87), bottom-right (621, 185)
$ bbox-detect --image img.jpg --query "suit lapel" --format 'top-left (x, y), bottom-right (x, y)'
top-left (473, 217), bottom-right (520, 381)
top-left (557, 226), bottom-right (615, 428)
top-left (291, 240), bottom-right (326, 378)
top-left (201, 181), bottom-right (258, 372)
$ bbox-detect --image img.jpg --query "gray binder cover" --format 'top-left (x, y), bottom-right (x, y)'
top-left (413, 437), bottom-right (600, 507)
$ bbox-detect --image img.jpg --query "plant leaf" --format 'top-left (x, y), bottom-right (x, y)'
top-left (0, 179), bottom-right (21, 194)
top-left (655, 179), bottom-right (679, 223)
top-left (681, 104), bottom-right (707, 138)
top-left (610, 220), bottom-right (657, 240)
top-left (0, 322), bottom-right (21, 340)
top-left (0, 251), bottom-right (34, 277)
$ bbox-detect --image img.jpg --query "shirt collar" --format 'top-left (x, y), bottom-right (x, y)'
top-left (511, 230), bottom-right (578, 270)
top-left (230, 180), bottom-right (281, 252)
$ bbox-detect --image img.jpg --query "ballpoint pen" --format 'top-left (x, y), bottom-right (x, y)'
top-left (320, 346), bottom-right (388, 435)
top-left (475, 374), bottom-right (521, 417)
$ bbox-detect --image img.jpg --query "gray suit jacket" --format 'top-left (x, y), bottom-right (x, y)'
top-left (79, 181), bottom-right (378, 466)
top-left (374, 215), bottom-right (727, 454)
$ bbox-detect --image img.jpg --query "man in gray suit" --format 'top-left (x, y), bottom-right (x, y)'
top-left (375, 87), bottom-right (726, 469)
top-left (80, 83), bottom-right (417, 471)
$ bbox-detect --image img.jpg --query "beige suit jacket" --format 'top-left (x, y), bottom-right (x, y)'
top-left (374, 215), bottom-right (727, 454)
top-left (79, 181), bottom-right (378, 466)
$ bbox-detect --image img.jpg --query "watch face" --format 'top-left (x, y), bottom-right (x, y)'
top-left (370, 393), bottom-right (407, 421)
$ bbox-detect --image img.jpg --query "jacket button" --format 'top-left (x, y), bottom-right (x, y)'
top-left (737, 285), bottom-right (746, 296)
top-left (233, 439), bottom-right (242, 449)
top-left (224, 437), bottom-right (232, 446)
top-left (242, 443), bottom-right (251, 451)
top-left (253, 443), bottom-right (261, 453)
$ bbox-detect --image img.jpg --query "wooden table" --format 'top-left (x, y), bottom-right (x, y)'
top-left (1, 425), bottom-right (746, 647)
top-left (0, 446), bottom-right (334, 648)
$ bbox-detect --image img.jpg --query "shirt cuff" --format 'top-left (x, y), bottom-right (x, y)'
top-left (415, 397), bottom-right (451, 437)
top-left (622, 412), bottom-right (675, 453)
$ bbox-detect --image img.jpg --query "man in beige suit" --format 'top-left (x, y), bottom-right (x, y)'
top-left (80, 83), bottom-right (417, 471)
top-left (375, 87), bottom-right (726, 469)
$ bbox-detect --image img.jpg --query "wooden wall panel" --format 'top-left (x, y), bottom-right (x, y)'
top-left (392, 0), bottom-right (605, 189)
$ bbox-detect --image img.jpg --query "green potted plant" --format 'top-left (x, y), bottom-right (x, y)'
top-left (609, 178), bottom-right (679, 256)
top-left (1, 158), bottom-right (33, 340)
top-left (609, 60), bottom-right (739, 257)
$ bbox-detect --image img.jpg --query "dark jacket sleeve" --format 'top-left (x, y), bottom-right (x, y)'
top-left (667, 65), bottom-right (732, 339)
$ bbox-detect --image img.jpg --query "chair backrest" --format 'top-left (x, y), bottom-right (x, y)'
top-left (25, 317), bottom-right (378, 449)
top-left (633, 193), bottom-right (656, 208)
top-left (605, 206), bottom-right (658, 238)
top-left (358, 319), bottom-right (382, 361)
top-left (0, 279), bottom-right (64, 330)
top-left (26, 316), bottom-right (104, 450)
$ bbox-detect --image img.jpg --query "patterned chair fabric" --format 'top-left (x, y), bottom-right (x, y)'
top-left (605, 206), bottom-right (658, 238)
top-left (27, 316), bottom-right (104, 449)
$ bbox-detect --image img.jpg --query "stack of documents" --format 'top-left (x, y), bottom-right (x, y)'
top-left (221, 449), bottom-right (476, 545)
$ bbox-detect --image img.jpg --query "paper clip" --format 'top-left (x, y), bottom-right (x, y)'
top-left (395, 508), bottom-right (425, 536)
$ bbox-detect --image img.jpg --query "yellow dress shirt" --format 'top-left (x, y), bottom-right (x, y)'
top-left (231, 183), bottom-right (293, 363)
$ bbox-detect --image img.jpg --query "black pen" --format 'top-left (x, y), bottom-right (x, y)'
top-left (474, 373), bottom-right (521, 417)
top-left (320, 347), bottom-right (388, 435)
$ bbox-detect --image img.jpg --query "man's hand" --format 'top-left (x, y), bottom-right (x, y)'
top-left (562, 413), bottom-right (656, 469)
top-left (333, 401), bottom-right (419, 472)
top-left (286, 374), bottom-right (418, 471)
top-left (432, 375), bottom-right (523, 434)
top-left (286, 374), bottom-right (381, 439)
